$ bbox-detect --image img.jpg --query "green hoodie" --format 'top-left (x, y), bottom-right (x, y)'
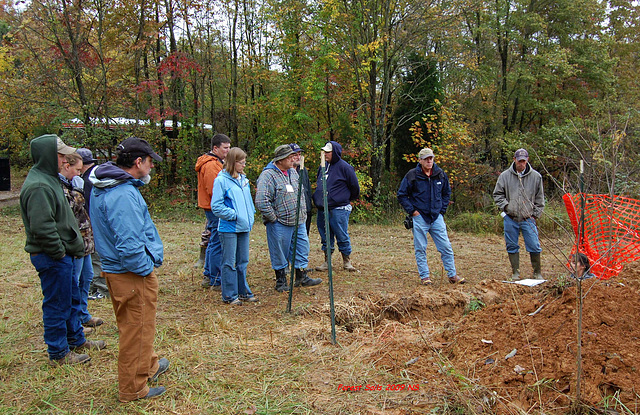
top-left (20, 134), bottom-right (84, 259)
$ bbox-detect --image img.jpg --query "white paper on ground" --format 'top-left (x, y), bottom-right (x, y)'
top-left (502, 279), bottom-right (546, 286)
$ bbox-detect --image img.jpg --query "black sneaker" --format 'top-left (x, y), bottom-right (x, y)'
top-left (149, 358), bottom-right (170, 382)
top-left (143, 387), bottom-right (166, 399)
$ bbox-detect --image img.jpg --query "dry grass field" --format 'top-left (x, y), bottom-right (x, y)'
top-left (1, 203), bottom-right (639, 414)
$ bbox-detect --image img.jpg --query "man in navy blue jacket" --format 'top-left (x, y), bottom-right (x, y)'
top-left (397, 148), bottom-right (465, 285)
top-left (312, 141), bottom-right (360, 272)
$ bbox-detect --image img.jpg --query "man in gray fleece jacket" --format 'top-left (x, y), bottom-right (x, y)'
top-left (493, 148), bottom-right (545, 280)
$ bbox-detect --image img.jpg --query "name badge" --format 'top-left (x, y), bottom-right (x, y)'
top-left (285, 184), bottom-right (294, 193)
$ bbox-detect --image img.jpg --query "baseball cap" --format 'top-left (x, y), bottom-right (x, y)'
top-left (289, 143), bottom-right (303, 153)
top-left (418, 148), bottom-right (435, 159)
top-left (514, 148), bottom-right (529, 161)
top-left (57, 137), bottom-right (76, 155)
top-left (117, 137), bottom-right (163, 161)
top-left (321, 142), bottom-right (332, 152)
top-left (77, 148), bottom-right (98, 164)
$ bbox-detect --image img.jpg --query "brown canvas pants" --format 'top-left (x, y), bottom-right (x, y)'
top-left (105, 271), bottom-right (160, 402)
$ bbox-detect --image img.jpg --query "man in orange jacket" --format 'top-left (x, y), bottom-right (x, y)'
top-left (195, 133), bottom-right (231, 288)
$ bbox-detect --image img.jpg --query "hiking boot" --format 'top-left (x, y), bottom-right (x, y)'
top-left (341, 253), bottom-right (357, 272)
top-left (49, 351), bottom-right (91, 366)
top-left (150, 358), bottom-right (170, 382)
top-left (274, 268), bottom-right (289, 292)
top-left (240, 296), bottom-right (259, 302)
top-left (82, 327), bottom-right (94, 335)
top-left (508, 252), bottom-right (520, 280)
top-left (201, 277), bottom-right (211, 288)
top-left (228, 298), bottom-right (243, 306)
top-left (315, 251), bottom-right (330, 271)
top-left (83, 317), bottom-right (104, 327)
top-left (294, 268), bottom-right (322, 287)
top-left (143, 387), bottom-right (166, 399)
top-left (70, 340), bottom-right (107, 352)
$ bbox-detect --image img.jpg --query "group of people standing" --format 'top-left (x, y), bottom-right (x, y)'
top-left (196, 137), bottom-right (361, 305)
top-left (21, 135), bottom-right (170, 402)
top-left (19, 131), bottom-right (545, 404)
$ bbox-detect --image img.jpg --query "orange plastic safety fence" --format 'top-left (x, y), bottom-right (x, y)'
top-left (563, 193), bottom-right (640, 280)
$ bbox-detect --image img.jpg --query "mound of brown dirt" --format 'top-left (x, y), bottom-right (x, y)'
top-left (329, 266), bottom-right (640, 413)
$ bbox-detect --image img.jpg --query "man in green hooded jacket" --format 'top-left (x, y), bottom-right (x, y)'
top-left (20, 134), bottom-right (106, 365)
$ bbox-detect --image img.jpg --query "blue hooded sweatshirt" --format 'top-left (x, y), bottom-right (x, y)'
top-left (211, 170), bottom-right (256, 233)
top-left (312, 141), bottom-right (360, 209)
top-left (89, 161), bottom-right (163, 276)
top-left (397, 162), bottom-right (451, 224)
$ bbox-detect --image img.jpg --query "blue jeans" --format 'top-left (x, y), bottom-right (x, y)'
top-left (503, 216), bottom-right (542, 254)
top-left (204, 210), bottom-right (222, 286)
top-left (316, 208), bottom-right (352, 255)
top-left (265, 221), bottom-right (310, 270)
top-left (30, 253), bottom-right (85, 360)
top-left (72, 255), bottom-right (94, 324)
top-left (219, 232), bottom-right (253, 302)
top-left (412, 214), bottom-right (457, 280)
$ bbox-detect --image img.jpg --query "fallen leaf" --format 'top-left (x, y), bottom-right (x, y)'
top-left (505, 349), bottom-right (517, 360)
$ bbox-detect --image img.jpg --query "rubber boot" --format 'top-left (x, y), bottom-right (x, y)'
top-left (195, 245), bottom-right (206, 268)
top-left (294, 268), bottom-right (322, 287)
top-left (530, 252), bottom-right (543, 280)
top-left (315, 251), bottom-right (330, 271)
top-left (508, 252), bottom-right (520, 280)
top-left (274, 268), bottom-right (290, 292)
top-left (342, 253), bottom-right (357, 272)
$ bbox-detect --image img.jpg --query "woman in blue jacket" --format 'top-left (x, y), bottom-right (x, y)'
top-left (211, 147), bottom-right (257, 305)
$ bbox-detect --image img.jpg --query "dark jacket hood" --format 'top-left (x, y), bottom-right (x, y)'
top-left (30, 134), bottom-right (60, 177)
top-left (327, 140), bottom-right (343, 165)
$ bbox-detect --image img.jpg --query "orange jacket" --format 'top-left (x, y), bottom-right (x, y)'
top-left (195, 153), bottom-right (224, 210)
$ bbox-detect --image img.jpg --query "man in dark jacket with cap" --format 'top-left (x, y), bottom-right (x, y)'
top-left (312, 141), bottom-right (360, 272)
top-left (20, 135), bottom-right (106, 366)
top-left (397, 148), bottom-right (465, 285)
top-left (493, 148), bottom-right (545, 280)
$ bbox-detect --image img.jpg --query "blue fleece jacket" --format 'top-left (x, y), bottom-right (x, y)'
top-left (211, 170), bottom-right (256, 233)
top-left (89, 162), bottom-right (163, 276)
top-left (397, 163), bottom-right (451, 224)
top-left (312, 141), bottom-right (360, 209)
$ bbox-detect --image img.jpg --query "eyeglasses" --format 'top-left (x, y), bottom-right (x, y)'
top-left (236, 160), bottom-right (247, 165)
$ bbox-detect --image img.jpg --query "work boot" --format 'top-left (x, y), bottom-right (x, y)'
top-left (70, 339), bottom-right (107, 352)
top-left (274, 268), bottom-right (289, 292)
top-left (508, 252), bottom-right (520, 280)
top-left (342, 253), bottom-right (357, 272)
top-left (315, 251), bottom-right (330, 271)
top-left (49, 351), bottom-right (91, 366)
top-left (530, 252), bottom-right (543, 280)
top-left (294, 268), bottom-right (322, 287)
top-left (195, 245), bottom-right (206, 268)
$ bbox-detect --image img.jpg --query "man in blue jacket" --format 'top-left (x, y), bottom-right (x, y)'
top-left (312, 141), bottom-right (360, 272)
top-left (397, 148), bottom-right (465, 285)
top-left (90, 137), bottom-right (169, 402)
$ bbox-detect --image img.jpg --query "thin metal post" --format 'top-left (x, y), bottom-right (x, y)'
top-left (321, 151), bottom-right (336, 344)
